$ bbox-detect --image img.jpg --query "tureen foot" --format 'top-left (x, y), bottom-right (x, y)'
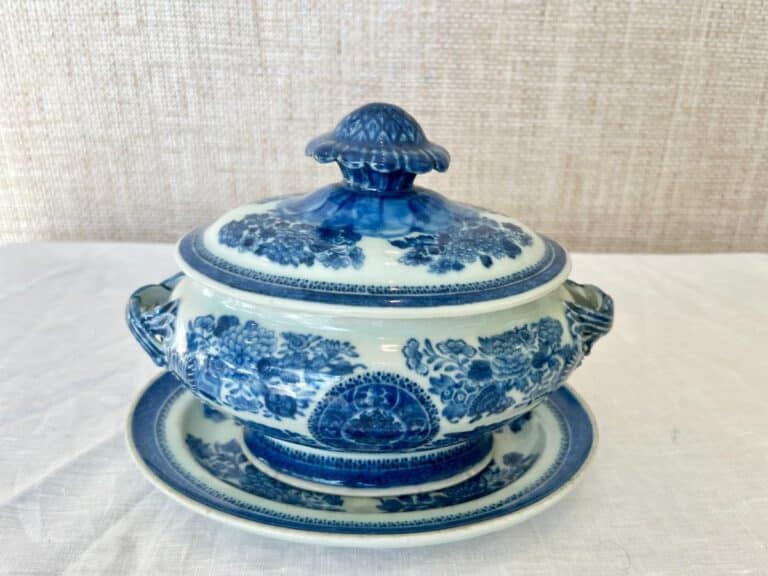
top-left (240, 426), bottom-right (495, 497)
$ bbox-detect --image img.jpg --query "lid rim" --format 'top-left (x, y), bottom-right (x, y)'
top-left (177, 227), bottom-right (569, 309)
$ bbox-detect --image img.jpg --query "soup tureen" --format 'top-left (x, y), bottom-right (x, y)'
top-left (127, 103), bottom-right (613, 497)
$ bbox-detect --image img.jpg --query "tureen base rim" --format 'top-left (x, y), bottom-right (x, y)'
top-left (239, 434), bottom-right (495, 498)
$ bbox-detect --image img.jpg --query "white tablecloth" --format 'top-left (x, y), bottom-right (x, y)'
top-left (0, 243), bottom-right (766, 575)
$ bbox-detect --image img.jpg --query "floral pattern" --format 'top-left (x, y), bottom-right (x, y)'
top-left (168, 315), bottom-right (364, 420)
top-left (390, 215), bottom-right (533, 274)
top-left (202, 404), bottom-right (227, 422)
top-left (403, 317), bottom-right (581, 423)
top-left (138, 299), bottom-right (178, 345)
top-left (218, 205), bottom-right (533, 274)
top-left (185, 434), bottom-right (344, 511)
top-left (186, 404), bottom-right (540, 515)
top-left (219, 212), bottom-right (364, 270)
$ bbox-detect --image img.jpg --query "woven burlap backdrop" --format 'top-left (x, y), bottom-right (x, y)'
top-left (1, 1), bottom-right (767, 251)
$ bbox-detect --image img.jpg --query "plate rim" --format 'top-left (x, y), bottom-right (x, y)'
top-left (125, 372), bottom-right (598, 549)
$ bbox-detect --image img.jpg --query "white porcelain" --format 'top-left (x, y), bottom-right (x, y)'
top-left (126, 103), bottom-right (613, 496)
top-left (126, 372), bottom-right (597, 548)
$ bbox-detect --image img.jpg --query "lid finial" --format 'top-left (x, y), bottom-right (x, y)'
top-left (306, 103), bottom-right (450, 193)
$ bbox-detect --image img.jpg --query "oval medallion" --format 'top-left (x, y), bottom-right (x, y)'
top-left (308, 372), bottom-right (439, 451)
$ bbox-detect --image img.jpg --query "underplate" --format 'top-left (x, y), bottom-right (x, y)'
top-left (126, 371), bottom-right (597, 548)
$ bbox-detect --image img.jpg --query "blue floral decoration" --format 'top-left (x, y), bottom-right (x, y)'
top-left (402, 317), bottom-right (580, 423)
top-left (508, 411), bottom-right (533, 433)
top-left (213, 105), bottom-right (536, 274)
top-left (218, 207), bottom-right (532, 274)
top-left (185, 434), bottom-right (344, 510)
top-left (390, 215), bottom-right (533, 273)
top-left (168, 315), bottom-right (364, 420)
top-left (186, 425), bottom-right (536, 514)
top-left (218, 212), bottom-right (364, 270)
top-left (202, 404), bottom-right (227, 423)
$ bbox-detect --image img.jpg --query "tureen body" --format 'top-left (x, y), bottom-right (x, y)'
top-left (127, 104), bottom-right (613, 495)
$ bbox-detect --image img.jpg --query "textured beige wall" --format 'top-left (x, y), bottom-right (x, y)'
top-left (1, 0), bottom-right (767, 252)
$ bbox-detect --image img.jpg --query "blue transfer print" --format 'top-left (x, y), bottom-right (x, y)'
top-left (308, 371), bottom-right (439, 451)
top-left (168, 315), bottom-right (364, 420)
top-left (563, 284), bottom-right (614, 356)
top-left (376, 451), bottom-right (540, 512)
top-left (202, 404), bottom-right (227, 423)
top-left (279, 184), bottom-right (474, 240)
top-left (241, 420), bottom-right (326, 449)
top-left (243, 427), bottom-right (492, 490)
top-left (183, 228), bottom-right (567, 307)
top-left (185, 435), bottom-right (344, 511)
top-left (218, 202), bottom-right (532, 274)
top-left (508, 411), bottom-right (533, 433)
top-left (403, 318), bottom-right (580, 423)
top-left (218, 212), bottom-right (364, 270)
top-left (436, 412), bottom-right (533, 445)
top-left (188, 392), bottom-right (535, 512)
top-left (137, 299), bottom-right (178, 344)
top-left (306, 103), bottom-right (450, 180)
top-left (421, 410), bottom-right (533, 449)
top-left (390, 215), bottom-right (533, 274)
top-left (133, 299), bottom-right (179, 365)
top-left (217, 103), bottom-right (534, 274)
top-left (130, 373), bottom-right (594, 534)
top-left (125, 273), bottom-right (184, 367)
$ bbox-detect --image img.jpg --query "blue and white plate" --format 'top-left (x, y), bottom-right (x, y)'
top-left (126, 372), bottom-right (596, 548)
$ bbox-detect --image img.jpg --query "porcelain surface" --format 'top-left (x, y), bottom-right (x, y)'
top-left (126, 372), bottom-right (596, 548)
top-left (176, 103), bottom-right (569, 308)
top-left (127, 272), bottom-right (611, 493)
top-left (126, 103), bottom-right (613, 496)
top-left (177, 201), bottom-right (568, 307)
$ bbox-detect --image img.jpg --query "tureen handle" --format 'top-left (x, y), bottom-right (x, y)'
top-left (563, 280), bottom-right (614, 356)
top-left (126, 273), bottom-right (184, 367)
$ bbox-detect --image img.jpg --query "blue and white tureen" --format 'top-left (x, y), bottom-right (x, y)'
top-left (127, 103), bottom-right (613, 499)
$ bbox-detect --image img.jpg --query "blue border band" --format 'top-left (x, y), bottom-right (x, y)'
top-left (129, 372), bottom-right (594, 535)
top-left (178, 228), bottom-right (567, 307)
top-left (242, 427), bottom-right (493, 489)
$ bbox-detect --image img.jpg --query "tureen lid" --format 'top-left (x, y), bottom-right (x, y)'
top-left (177, 103), bottom-right (569, 308)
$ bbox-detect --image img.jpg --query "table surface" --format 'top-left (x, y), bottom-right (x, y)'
top-left (0, 243), bottom-right (766, 576)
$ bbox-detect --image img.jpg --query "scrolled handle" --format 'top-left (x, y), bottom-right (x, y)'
top-left (563, 280), bottom-right (614, 356)
top-left (126, 273), bottom-right (184, 366)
